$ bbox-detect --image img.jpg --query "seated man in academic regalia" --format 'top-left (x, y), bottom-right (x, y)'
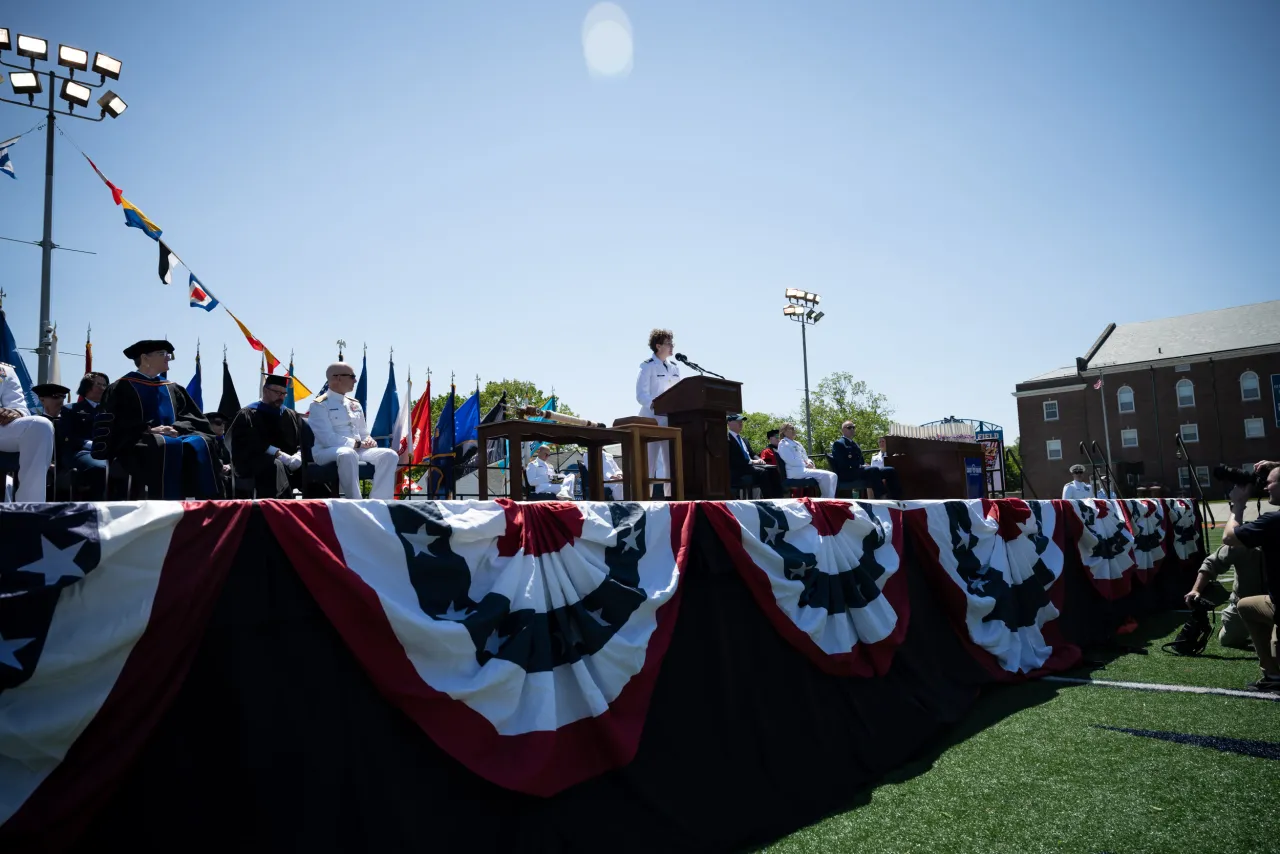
top-left (91, 340), bottom-right (223, 499)
top-left (228, 375), bottom-right (303, 498)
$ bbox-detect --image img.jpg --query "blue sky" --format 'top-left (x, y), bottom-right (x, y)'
top-left (2, 0), bottom-right (1277, 442)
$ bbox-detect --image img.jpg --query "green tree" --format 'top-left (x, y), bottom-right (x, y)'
top-left (1003, 437), bottom-right (1023, 493)
top-left (799, 372), bottom-right (894, 466)
top-left (739, 411), bottom-right (790, 455)
top-left (413, 378), bottom-right (575, 435)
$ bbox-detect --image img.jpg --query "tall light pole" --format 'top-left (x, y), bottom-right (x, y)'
top-left (782, 288), bottom-right (824, 451)
top-left (0, 29), bottom-right (128, 383)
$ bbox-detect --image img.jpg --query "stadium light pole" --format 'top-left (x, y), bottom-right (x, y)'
top-left (0, 30), bottom-right (128, 383)
top-left (782, 289), bottom-right (824, 451)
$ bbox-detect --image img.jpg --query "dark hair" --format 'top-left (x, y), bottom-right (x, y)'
top-left (76, 372), bottom-right (109, 396)
top-left (1259, 461), bottom-right (1280, 481)
top-left (766, 429), bottom-right (780, 439)
top-left (648, 328), bottom-right (673, 353)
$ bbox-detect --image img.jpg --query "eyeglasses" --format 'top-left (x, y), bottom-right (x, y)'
top-left (333, 373), bottom-right (356, 379)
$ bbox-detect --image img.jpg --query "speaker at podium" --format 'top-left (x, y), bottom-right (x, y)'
top-left (651, 376), bottom-right (743, 500)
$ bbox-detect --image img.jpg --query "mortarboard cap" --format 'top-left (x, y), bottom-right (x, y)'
top-left (123, 339), bottom-right (175, 361)
top-left (263, 374), bottom-right (289, 389)
top-left (32, 383), bottom-right (71, 398)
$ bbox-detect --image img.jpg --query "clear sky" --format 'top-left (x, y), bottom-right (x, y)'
top-left (2, 0), bottom-right (1277, 441)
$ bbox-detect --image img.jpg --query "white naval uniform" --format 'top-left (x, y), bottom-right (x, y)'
top-left (635, 355), bottom-right (682, 496)
top-left (307, 391), bottom-right (399, 499)
top-left (0, 363), bottom-right (55, 502)
top-left (1061, 480), bottom-right (1094, 501)
top-left (870, 451), bottom-right (886, 469)
top-left (778, 436), bottom-right (838, 498)
top-left (526, 456), bottom-right (562, 495)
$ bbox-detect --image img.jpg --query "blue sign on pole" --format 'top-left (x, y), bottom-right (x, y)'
top-left (1272, 374), bottom-right (1280, 428)
top-left (965, 457), bottom-right (985, 498)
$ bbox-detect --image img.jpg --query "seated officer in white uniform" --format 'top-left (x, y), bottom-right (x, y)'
top-left (526, 445), bottom-right (563, 495)
top-left (1061, 464), bottom-right (1095, 501)
top-left (308, 362), bottom-right (399, 499)
top-left (0, 363), bottom-right (54, 502)
top-left (635, 328), bottom-right (681, 497)
top-left (777, 422), bottom-right (838, 498)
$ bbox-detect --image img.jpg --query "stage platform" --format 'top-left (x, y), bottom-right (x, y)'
top-left (0, 497), bottom-right (1203, 853)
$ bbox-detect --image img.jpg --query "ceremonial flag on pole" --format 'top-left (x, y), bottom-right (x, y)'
top-left (371, 356), bottom-right (400, 450)
top-left (188, 274), bottom-right (218, 311)
top-left (453, 391), bottom-right (481, 472)
top-left (484, 392), bottom-right (508, 469)
top-left (218, 354), bottom-right (241, 419)
top-left (391, 376), bottom-right (411, 463)
top-left (186, 347), bottom-right (203, 410)
top-left (283, 354), bottom-right (296, 410)
top-left (422, 385), bottom-right (457, 498)
top-left (120, 198), bottom-right (162, 240)
top-left (83, 154), bottom-right (123, 204)
top-left (158, 241), bottom-right (180, 284)
top-left (409, 378), bottom-right (432, 465)
top-left (355, 349), bottom-right (368, 414)
top-left (0, 136), bottom-right (18, 179)
top-left (529, 396), bottom-right (557, 452)
top-left (0, 306), bottom-right (37, 411)
top-left (84, 326), bottom-right (92, 374)
top-left (48, 326), bottom-right (60, 388)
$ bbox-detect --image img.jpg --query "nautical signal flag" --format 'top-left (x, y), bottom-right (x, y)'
top-left (121, 198), bottom-right (162, 240)
top-left (84, 153), bottom-right (124, 204)
top-left (189, 274), bottom-right (218, 311)
top-left (0, 136), bottom-right (17, 179)
top-left (159, 241), bottom-right (180, 284)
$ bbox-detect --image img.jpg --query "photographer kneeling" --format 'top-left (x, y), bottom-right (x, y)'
top-left (1222, 460), bottom-right (1280, 694)
top-left (1184, 542), bottom-right (1266, 650)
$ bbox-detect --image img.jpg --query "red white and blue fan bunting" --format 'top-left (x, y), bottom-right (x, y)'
top-left (1065, 499), bottom-right (1138, 599)
top-left (1121, 498), bottom-right (1168, 580)
top-left (0, 501), bottom-right (249, 847)
top-left (263, 498), bottom-right (694, 797)
top-left (703, 499), bottom-right (907, 676)
top-left (907, 499), bottom-right (1078, 678)
top-left (1166, 498), bottom-right (1201, 561)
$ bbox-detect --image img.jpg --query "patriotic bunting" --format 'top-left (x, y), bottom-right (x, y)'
top-left (702, 498), bottom-right (908, 676)
top-left (1064, 499), bottom-right (1138, 599)
top-left (906, 498), bottom-right (1077, 678)
top-left (1122, 498), bottom-right (1169, 581)
top-left (1166, 498), bottom-right (1201, 561)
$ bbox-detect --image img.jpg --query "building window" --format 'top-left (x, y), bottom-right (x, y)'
top-left (1197, 466), bottom-right (1210, 486)
top-left (1121, 428), bottom-right (1138, 448)
top-left (1241, 371), bottom-right (1261, 402)
top-left (1178, 467), bottom-right (1190, 490)
top-left (1180, 423), bottom-right (1199, 443)
top-left (1117, 386), bottom-right (1135, 414)
top-left (1046, 439), bottom-right (1062, 461)
top-left (1042, 400), bottom-right (1059, 421)
top-left (1176, 379), bottom-right (1195, 408)
top-left (1245, 417), bottom-right (1265, 439)
top-left (1175, 363), bottom-right (1191, 372)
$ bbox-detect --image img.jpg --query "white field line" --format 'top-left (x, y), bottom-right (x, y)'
top-left (1041, 676), bottom-right (1280, 702)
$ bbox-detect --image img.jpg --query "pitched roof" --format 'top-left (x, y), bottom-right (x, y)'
top-left (1089, 299), bottom-right (1280, 369)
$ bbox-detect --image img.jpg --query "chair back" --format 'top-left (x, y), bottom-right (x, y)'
top-left (300, 418), bottom-right (317, 464)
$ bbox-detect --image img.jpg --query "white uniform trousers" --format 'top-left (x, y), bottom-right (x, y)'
top-left (0, 416), bottom-right (55, 502)
top-left (645, 413), bottom-right (672, 498)
top-left (807, 468), bottom-right (839, 499)
top-left (311, 445), bottom-right (400, 499)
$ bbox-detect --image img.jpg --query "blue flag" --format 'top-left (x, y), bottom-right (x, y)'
top-left (371, 359), bottom-right (400, 448)
top-left (0, 136), bottom-right (17, 180)
top-left (0, 307), bottom-right (38, 411)
top-left (355, 350), bottom-right (368, 414)
top-left (429, 386), bottom-right (457, 498)
top-left (284, 356), bottom-right (296, 410)
top-left (185, 350), bottom-right (203, 411)
top-left (530, 396), bottom-right (557, 451)
top-left (454, 391), bottom-right (480, 453)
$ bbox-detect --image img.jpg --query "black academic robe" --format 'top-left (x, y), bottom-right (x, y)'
top-left (92, 374), bottom-right (222, 499)
top-left (229, 403), bottom-right (303, 498)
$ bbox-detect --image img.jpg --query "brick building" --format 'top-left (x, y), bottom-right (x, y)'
top-left (1014, 300), bottom-right (1280, 499)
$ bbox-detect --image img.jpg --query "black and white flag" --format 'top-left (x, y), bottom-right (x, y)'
top-left (158, 240), bottom-right (180, 284)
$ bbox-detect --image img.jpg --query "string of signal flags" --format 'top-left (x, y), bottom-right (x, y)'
top-left (57, 125), bottom-right (313, 399)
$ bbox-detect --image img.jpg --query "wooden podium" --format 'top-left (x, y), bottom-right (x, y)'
top-left (651, 376), bottom-right (743, 500)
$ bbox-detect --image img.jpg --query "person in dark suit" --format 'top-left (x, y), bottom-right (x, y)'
top-left (63, 373), bottom-right (111, 498)
top-left (229, 375), bottom-right (304, 498)
top-left (727, 414), bottom-right (782, 498)
top-left (830, 420), bottom-right (901, 499)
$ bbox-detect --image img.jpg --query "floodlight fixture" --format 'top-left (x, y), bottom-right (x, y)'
top-left (60, 78), bottom-right (91, 109)
top-left (783, 305), bottom-right (802, 316)
top-left (784, 287), bottom-right (805, 300)
top-left (0, 29), bottom-right (11, 52)
top-left (811, 311), bottom-right (824, 322)
top-left (807, 292), bottom-right (821, 304)
top-left (16, 34), bottom-right (48, 61)
top-left (10, 70), bottom-right (41, 96)
top-left (57, 44), bottom-right (89, 72)
top-left (92, 52), bottom-right (121, 80)
top-left (97, 89), bottom-right (126, 117)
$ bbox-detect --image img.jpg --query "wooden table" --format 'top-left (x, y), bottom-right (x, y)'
top-left (477, 421), bottom-right (631, 502)
top-left (611, 422), bottom-right (685, 501)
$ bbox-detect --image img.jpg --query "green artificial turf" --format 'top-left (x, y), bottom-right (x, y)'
top-left (758, 613), bottom-right (1280, 854)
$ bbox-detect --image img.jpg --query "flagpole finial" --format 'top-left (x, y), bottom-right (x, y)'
top-left (223, 343), bottom-right (228, 360)
top-left (337, 339), bottom-right (346, 360)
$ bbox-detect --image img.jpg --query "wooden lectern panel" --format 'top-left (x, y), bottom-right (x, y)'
top-left (882, 436), bottom-right (985, 499)
top-left (650, 376), bottom-right (743, 500)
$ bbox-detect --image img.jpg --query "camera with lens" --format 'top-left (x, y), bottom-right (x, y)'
top-left (1212, 464), bottom-right (1266, 495)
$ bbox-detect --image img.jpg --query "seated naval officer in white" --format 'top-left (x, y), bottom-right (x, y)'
top-left (777, 422), bottom-right (838, 498)
top-left (1061, 464), bottom-right (1095, 501)
top-left (0, 364), bottom-right (54, 502)
top-left (526, 445), bottom-right (564, 495)
top-left (562, 448), bottom-right (625, 500)
top-left (635, 327), bottom-right (681, 497)
top-left (308, 362), bottom-right (399, 499)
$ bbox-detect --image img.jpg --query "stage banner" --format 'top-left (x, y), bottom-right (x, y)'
top-left (0, 501), bottom-right (250, 850)
top-left (261, 498), bottom-right (695, 797)
top-left (1165, 498), bottom-right (1201, 561)
top-left (1063, 498), bottom-right (1138, 599)
top-left (702, 498), bottom-right (909, 677)
top-left (1121, 498), bottom-right (1169, 582)
top-left (905, 498), bottom-right (1078, 679)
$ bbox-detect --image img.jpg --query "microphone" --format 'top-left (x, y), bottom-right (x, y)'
top-left (673, 353), bottom-right (725, 379)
